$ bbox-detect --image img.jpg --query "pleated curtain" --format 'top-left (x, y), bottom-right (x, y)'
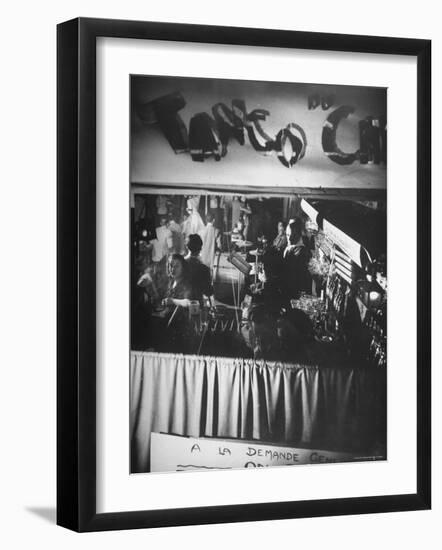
top-left (130, 351), bottom-right (385, 473)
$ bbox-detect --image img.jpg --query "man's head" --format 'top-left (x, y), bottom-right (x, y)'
top-left (186, 233), bottom-right (203, 256)
top-left (286, 218), bottom-right (303, 244)
top-left (206, 213), bottom-right (214, 224)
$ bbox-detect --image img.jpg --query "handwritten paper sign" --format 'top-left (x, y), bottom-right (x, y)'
top-left (150, 433), bottom-right (360, 473)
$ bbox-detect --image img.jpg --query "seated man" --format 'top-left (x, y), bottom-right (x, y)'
top-left (185, 233), bottom-right (215, 305)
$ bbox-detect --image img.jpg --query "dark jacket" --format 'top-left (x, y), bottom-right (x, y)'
top-left (186, 256), bottom-right (214, 302)
top-left (283, 240), bottom-right (311, 298)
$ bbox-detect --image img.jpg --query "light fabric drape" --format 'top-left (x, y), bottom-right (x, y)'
top-left (130, 351), bottom-right (385, 473)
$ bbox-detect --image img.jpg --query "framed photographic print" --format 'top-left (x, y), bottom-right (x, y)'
top-left (57, 17), bottom-right (431, 531)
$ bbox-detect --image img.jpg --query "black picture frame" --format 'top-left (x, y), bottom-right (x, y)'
top-left (57, 17), bottom-right (431, 532)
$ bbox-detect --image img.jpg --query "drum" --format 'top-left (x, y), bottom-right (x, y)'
top-left (214, 252), bottom-right (246, 284)
top-left (236, 240), bottom-right (254, 249)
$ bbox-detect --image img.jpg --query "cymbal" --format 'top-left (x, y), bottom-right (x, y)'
top-left (249, 249), bottom-right (264, 256)
top-left (236, 240), bottom-right (253, 248)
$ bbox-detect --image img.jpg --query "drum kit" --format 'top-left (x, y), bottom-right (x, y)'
top-left (221, 230), bottom-right (269, 281)
top-left (224, 231), bottom-right (254, 251)
top-left (236, 239), bottom-right (253, 250)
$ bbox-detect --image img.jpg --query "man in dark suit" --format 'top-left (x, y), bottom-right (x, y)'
top-left (283, 218), bottom-right (311, 299)
top-left (185, 233), bottom-right (214, 305)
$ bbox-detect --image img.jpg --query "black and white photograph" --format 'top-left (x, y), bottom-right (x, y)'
top-left (130, 75), bottom-right (387, 474)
